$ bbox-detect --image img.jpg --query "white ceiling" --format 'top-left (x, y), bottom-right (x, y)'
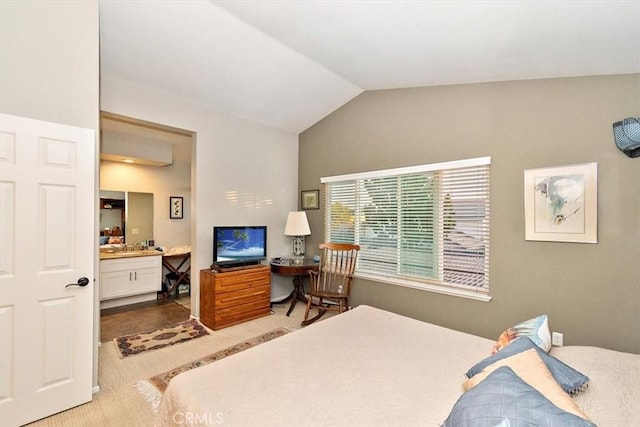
top-left (99, 0), bottom-right (640, 134)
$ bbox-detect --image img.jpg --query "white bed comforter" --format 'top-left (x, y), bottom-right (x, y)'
top-left (550, 345), bottom-right (640, 426)
top-left (155, 305), bottom-right (640, 426)
top-left (156, 305), bottom-right (493, 426)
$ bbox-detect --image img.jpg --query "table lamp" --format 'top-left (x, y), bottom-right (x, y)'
top-left (284, 211), bottom-right (311, 265)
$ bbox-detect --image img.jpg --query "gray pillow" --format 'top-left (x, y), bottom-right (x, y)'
top-left (466, 337), bottom-right (589, 394)
top-left (444, 366), bottom-right (596, 427)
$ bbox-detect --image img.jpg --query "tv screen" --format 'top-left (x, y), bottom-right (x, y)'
top-left (213, 226), bottom-right (267, 267)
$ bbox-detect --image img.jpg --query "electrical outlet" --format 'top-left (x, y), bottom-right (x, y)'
top-left (552, 332), bottom-right (563, 347)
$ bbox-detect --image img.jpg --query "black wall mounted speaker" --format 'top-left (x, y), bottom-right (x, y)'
top-left (612, 117), bottom-right (640, 158)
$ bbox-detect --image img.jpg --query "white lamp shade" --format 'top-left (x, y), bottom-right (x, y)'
top-left (284, 211), bottom-right (311, 236)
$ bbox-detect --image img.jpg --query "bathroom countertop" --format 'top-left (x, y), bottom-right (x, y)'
top-left (99, 250), bottom-right (163, 260)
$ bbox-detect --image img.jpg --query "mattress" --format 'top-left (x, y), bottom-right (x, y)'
top-left (155, 305), bottom-right (640, 426)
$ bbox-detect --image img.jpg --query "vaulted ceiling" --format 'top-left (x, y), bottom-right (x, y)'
top-left (99, 1), bottom-right (640, 134)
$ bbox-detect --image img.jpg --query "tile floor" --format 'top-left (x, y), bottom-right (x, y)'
top-left (100, 298), bottom-right (190, 342)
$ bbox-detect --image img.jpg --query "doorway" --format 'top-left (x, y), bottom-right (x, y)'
top-left (98, 112), bottom-right (194, 341)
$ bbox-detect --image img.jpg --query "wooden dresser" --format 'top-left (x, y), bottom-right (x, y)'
top-left (200, 265), bottom-right (271, 330)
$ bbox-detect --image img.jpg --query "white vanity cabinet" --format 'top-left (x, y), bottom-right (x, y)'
top-left (100, 254), bottom-right (162, 307)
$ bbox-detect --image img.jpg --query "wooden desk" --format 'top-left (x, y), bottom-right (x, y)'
top-left (270, 259), bottom-right (319, 316)
top-left (161, 252), bottom-right (191, 298)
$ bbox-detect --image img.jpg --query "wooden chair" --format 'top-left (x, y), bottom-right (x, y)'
top-left (302, 242), bottom-right (360, 326)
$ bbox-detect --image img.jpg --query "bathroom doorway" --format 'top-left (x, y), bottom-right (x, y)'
top-left (98, 112), bottom-right (194, 341)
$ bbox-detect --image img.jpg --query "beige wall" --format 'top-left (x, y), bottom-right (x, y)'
top-left (300, 74), bottom-right (640, 353)
top-left (0, 0), bottom-right (101, 388)
top-left (0, 1), bottom-right (99, 130)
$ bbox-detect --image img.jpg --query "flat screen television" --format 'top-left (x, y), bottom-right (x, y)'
top-left (212, 226), bottom-right (267, 268)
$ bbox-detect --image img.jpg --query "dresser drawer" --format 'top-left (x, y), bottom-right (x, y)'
top-left (214, 302), bottom-right (271, 328)
top-left (214, 284), bottom-right (270, 309)
top-left (214, 268), bottom-right (270, 293)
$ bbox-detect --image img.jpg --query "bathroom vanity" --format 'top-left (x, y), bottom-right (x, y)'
top-left (99, 250), bottom-right (162, 309)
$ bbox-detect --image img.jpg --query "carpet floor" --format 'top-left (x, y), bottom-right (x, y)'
top-left (26, 303), bottom-right (330, 427)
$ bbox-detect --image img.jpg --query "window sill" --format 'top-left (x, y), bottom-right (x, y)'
top-left (354, 272), bottom-right (492, 302)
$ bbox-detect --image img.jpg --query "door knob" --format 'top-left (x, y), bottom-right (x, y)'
top-left (66, 277), bottom-right (90, 288)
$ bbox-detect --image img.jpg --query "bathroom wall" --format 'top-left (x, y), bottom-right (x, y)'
top-left (100, 159), bottom-right (191, 249)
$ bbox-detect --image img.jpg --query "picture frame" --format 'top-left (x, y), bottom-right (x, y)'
top-left (524, 163), bottom-right (597, 243)
top-left (170, 196), bottom-right (184, 219)
top-left (301, 189), bottom-right (319, 210)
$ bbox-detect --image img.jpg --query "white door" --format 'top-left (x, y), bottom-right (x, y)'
top-left (0, 113), bottom-right (95, 426)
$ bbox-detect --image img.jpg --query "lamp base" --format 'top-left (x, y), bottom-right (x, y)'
top-left (291, 236), bottom-right (306, 265)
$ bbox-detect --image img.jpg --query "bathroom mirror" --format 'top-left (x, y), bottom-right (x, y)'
top-left (99, 190), bottom-right (154, 244)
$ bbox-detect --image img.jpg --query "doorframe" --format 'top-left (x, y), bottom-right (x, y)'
top-left (95, 112), bottom-right (195, 390)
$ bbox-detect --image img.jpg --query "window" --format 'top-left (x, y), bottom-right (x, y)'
top-left (322, 157), bottom-right (491, 300)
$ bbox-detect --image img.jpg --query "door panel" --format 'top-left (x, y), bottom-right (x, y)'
top-left (41, 297), bottom-right (75, 388)
top-left (0, 305), bottom-right (13, 403)
top-left (100, 270), bottom-right (133, 300)
top-left (40, 184), bottom-right (75, 269)
top-left (0, 113), bottom-right (95, 426)
top-left (0, 181), bottom-right (15, 275)
top-left (135, 267), bottom-right (162, 294)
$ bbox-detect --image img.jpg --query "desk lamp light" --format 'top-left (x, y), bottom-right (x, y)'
top-left (284, 211), bottom-right (311, 265)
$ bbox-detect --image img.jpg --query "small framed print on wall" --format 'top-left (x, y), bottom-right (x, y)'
top-left (524, 162), bottom-right (597, 243)
top-left (170, 196), bottom-right (184, 219)
top-left (301, 189), bottom-right (319, 210)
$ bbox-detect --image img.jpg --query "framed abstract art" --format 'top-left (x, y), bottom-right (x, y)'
top-left (524, 163), bottom-right (597, 243)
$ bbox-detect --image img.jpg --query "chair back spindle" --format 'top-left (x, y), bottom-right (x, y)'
top-left (302, 242), bottom-right (360, 326)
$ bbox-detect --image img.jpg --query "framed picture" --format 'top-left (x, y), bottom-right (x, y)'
top-left (524, 163), bottom-right (597, 243)
top-left (170, 196), bottom-right (184, 219)
top-left (301, 189), bottom-right (319, 210)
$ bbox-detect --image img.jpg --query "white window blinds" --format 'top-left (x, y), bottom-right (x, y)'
top-left (322, 157), bottom-right (491, 296)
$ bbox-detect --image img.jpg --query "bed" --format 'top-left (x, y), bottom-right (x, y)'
top-left (155, 305), bottom-right (640, 426)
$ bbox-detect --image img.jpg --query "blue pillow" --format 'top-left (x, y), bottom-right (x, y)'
top-left (466, 337), bottom-right (589, 394)
top-left (444, 366), bottom-right (596, 427)
top-left (100, 235), bottom-right (110, 245)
